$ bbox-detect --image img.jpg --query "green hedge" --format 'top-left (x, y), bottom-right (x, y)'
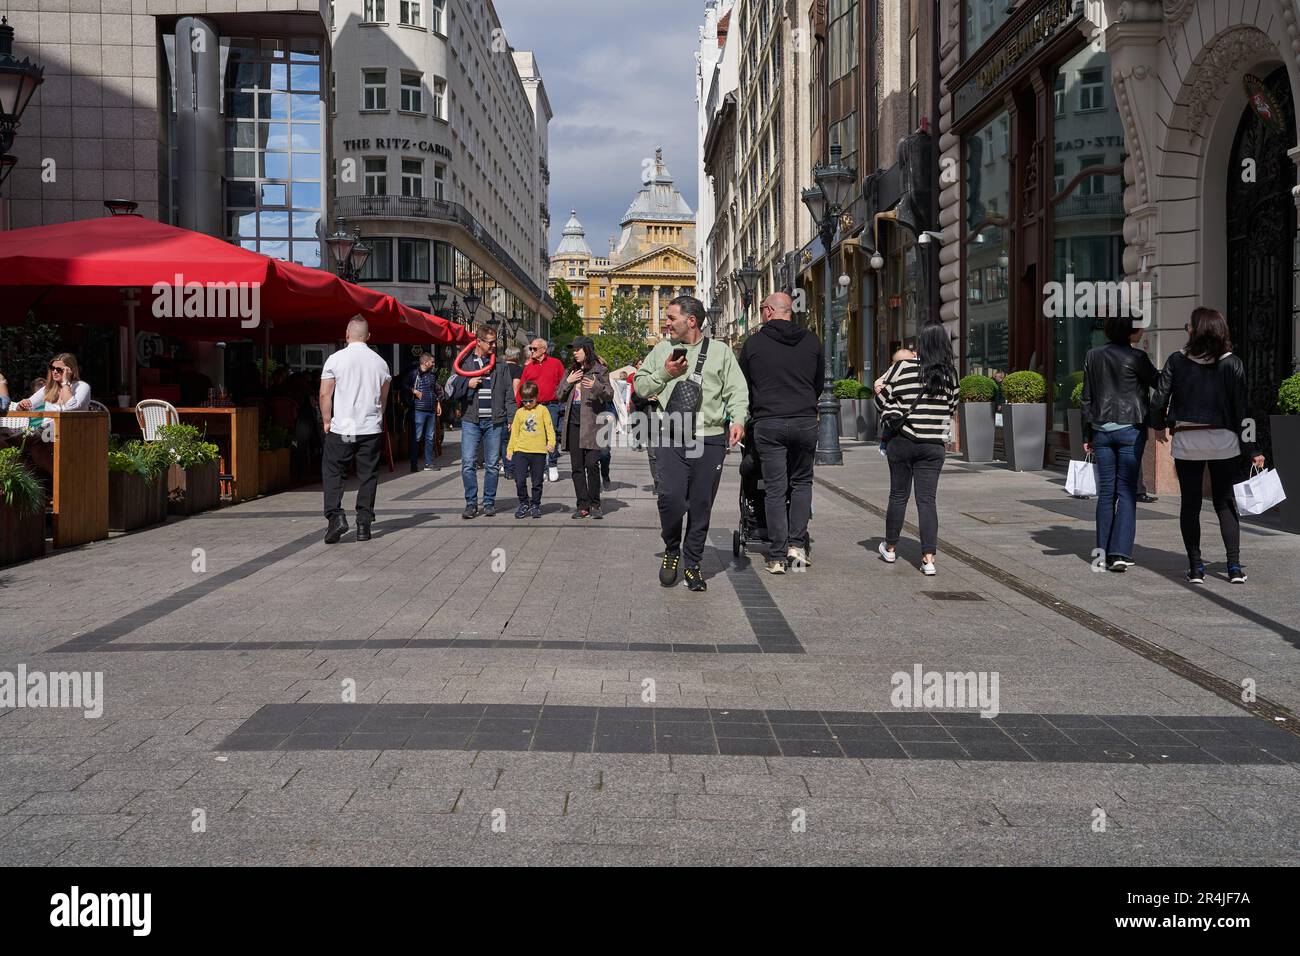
top-left (108, 438), bottom-right (169, 480)
top-left (832, 379), bottom-right (862, 399)
top-left (1278, 372), bottom-right (1300, 416)
top-left (958, 374), bottom-right (997, 403)
top-left (1070, 380), bottom-right (1085, 409)
top-left (1002, 370), bottom-right (1047, 404)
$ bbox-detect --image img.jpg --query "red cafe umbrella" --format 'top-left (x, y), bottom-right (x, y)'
top-left (0, 215), bottom-right (471, 346)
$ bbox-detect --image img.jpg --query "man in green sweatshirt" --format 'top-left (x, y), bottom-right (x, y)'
top-left (634, 295), bottom-right (748, 592)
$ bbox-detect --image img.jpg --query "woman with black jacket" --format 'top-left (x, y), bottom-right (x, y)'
top-left (1080, 315), bottom-right (1159, 572)
top-left (555, 336), bottom-right (614, 519)
top-left (1151, 307), bottom-right (1266, 584)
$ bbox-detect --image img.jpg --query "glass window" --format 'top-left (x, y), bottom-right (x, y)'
top-left (362, 70), bottom-right (386, 110)
top-left (401, 158), bottom-right (423, 197)
top-left (292, 182), bottom-right (322, 209)
top-left (400, 72), bottom-right (422, 113)
top-left (1079, 68), bottom-right (1105, 111)
top-left (963, 0), bottom-right (1010, 60)
top-left (260, 183), bottom-right (287, 206)
top-left (1050, 46), bottom-right (1125, 429)
top-left (363, 0), bottom-right (385, 22)
top-left (1054, 74), bottom-right (1065, 116)
top-left (400, 0), bottom-right (421, 27)
top-left (359, 238), bottom-right (393, 282)
top-left (261, 152), bottom-right (290, 179)
top-left (431, 0), bottom-right (446, 34)
top-left (964, 109), bottom-right (1011, 377)
top-left (432, 163), bottom-right (446, 201)
top-left (364, 157), bottom-right (387, 195)
top-left (432, 78), bottom-right (447, 120)
top-left (399, 238), bottom-right (431, 282)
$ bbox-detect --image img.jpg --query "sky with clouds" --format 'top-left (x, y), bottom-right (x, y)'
top-left (493, 0), bottom-right (703, 256)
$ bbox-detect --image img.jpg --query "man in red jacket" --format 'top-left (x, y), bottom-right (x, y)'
top-left (520, 338), bottom-right (566, 481)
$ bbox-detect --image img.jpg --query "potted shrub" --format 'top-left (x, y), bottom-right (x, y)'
top-left (258, 422), bottom-right (293, 495)
top-left (958, 374), bottom-right (998, 462)
top-left (156, 423), bottom-right (221, 516)
top-left (0, 445), bottom-right (46, 565)
top-left (108, 439), bottom-right (168, 531)
top-left (1001, 370), bottom-right (1048, 471)
top-left (1269, 371), bottom-right (1300, 531)
top-left (834, 378), bottom-right (862, 440)
top-left (1067, 376), bottom-right (1087, 460)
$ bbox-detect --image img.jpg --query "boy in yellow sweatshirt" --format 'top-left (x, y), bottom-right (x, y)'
top-left (506, 380), bottom-right (557, 518)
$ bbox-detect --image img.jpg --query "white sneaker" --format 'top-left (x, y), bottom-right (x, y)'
top-left (548, 466), bottom-right (559, 482)
top-left (920, 560), bottom-right (936, 576)
top-left (878, 542), bottom-right (897, 564)
top-left (787, 546), bottom-right (810, 568)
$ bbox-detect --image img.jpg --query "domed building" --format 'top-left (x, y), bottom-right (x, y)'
top-left (549, 149), bottom-right (697, 337)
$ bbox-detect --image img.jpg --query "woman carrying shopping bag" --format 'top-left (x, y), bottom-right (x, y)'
top-left (1080, 315), bottom-right (1159, 572)
top-left (1151, 307), bottom-right (1266, 584)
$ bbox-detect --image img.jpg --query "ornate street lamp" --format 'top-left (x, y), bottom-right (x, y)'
top-left (446, 297), bottom-right (463, 326)
top-left (705, 303), bottom-right (722, 337)
top-left (0, 153), bottom-right (15, 188)
top-left (731, 256), bottom-right (761, 335)
top-left (462, 271), bottom-right (481, 324)
top-left (802, 138), bottom-right (857, 466)
top-left (427, 277), bottom-right (447, 316)
top-left (104, 198), bottom-right (139, 216)
top-left (0, 18), bottom-right (44, 158)
top-left (325, 216), bottom-right (369, 282)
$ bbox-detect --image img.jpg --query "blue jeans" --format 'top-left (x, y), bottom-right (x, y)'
top-left (1093, 425), bottom-right (1146, 561)
top-left (545, 402), bottom-right (563, 468)
top-left (410, 409), bottom-right (437, 466)
top-left (461, 418), bottom-right (504, 506)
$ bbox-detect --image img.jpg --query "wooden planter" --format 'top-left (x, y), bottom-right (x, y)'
top-left (108, 471), bottom-right (167, 532)
top-left (167, 461), bottom-right (220, 516)
top-left (258, 448), bottom-right (291, 495)
top-left (0, 502), bottom-right (45, 565)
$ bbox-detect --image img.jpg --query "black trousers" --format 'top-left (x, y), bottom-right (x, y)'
top-left (753, 416), bottom-right (818, 560)
top-left (323, 431), bottom-right (382, 523)
top-left (568, 419), bottom-right (602, 510)
top-left (513, 451), bottom-right (546, 506)
top-left (1175, 457), bottom-right (1242, 566)
top-left (656, 434), bottom-right (727, 566)
top-left (646, 441), bottom-right (661, 494)
top-left (885, 436), bottom-right (945, 555)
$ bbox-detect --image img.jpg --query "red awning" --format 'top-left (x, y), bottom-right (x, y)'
top-left (0, 215), bottom-right (471, 346)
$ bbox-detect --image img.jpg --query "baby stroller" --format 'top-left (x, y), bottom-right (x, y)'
top-left (732, 420), bottom-right (814, 559)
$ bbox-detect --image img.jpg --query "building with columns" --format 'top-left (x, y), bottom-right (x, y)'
top-left (548, 149), bottom-right (697, 338)
top-left (935, 0), bottom-right (1299, 475)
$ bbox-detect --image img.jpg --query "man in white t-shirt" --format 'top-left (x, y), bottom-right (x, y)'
top-left (320, 319), bottom-right (392, 543)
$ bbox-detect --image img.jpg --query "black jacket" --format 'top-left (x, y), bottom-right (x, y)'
top-left (1151, 350), bottom-right (1256, 454)
top-left (738, 319), bottom-right (825, 421)
top-left (1080, 342), bottom-right (1158, 441)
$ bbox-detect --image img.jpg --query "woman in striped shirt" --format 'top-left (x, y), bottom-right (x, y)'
top-left (873, 323), bottom-right (960, 575)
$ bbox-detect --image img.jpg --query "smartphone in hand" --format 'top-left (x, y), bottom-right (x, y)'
top-left (671, 347), bottom-right (687, 363)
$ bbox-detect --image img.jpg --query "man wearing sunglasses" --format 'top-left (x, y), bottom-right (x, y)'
top-left (519, 338), bottom-right (566, 482)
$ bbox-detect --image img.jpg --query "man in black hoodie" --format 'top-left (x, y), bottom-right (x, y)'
top-left (739, 292), bottom-right (825, 573)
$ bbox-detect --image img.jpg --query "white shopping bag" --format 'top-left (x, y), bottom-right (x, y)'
top-left (1233, 466), bottom-right (1287, 516)
top-left (1065, 455), bottom-right (1097, 497)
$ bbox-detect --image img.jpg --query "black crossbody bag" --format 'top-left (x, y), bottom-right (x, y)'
top-left (663, 338), bottom-right (711, 438)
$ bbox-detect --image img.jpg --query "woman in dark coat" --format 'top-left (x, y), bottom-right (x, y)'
top-left (555, 336), bottom-right (613, 518)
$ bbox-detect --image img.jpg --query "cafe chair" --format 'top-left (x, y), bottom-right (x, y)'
top-left (136, 399), bottom-right (180, 441)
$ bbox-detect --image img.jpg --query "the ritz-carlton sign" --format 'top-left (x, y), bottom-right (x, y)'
top-left (343, 138), bottom-right (452, 157)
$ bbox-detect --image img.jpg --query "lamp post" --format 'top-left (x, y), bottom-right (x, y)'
top-left (325, 216), bottom-right (370, 282)
top-left (427, 278), bottom-right (447, 317)
top-left (0, 18), bottom-right (44, 158)
top-left (104, 198), bottom-right (139, 216)
top-left (705, 303), bottom-right (722, 338)
top-left (802, 139), bottom-right (857, 466)
top-left (731, 256), bottom-right (761, 341)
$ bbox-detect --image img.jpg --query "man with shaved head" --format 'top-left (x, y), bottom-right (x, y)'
top-left (319, 318), bottom-right (392, 543)
top-left (738, 291), bottom-right (824, 573)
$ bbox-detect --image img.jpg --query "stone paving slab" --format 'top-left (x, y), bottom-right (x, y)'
top-left (0, 433), bottom-right (1297, 865)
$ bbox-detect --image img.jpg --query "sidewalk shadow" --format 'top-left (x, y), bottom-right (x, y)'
top-left (1028, 524), bottom-right (1300, 651)
top-left (370, 512), bottom-right (440, 539)
top-left (856, 537), bottom-right (923, 566)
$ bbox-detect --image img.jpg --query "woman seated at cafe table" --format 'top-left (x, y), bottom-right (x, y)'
top-left (15, 354), bottom-right (91, 412)
top-left (0, 368), bottom-right (10, 413)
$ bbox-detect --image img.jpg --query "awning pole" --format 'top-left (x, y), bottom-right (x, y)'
top-left (263, 322), bottom-right (270, 388)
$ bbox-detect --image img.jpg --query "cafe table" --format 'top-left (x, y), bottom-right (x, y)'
top-left (1, 410), bottom-right (109, 548)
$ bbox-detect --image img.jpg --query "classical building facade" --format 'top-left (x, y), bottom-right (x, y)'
top-left (936, 0), bottom-right (1299, 474)
top-left (699, 0), bottom-right (814, 344)
top-left (549, 150), bottom-right (697, 338)
top-left (330, 0), bottom-right (553, 337)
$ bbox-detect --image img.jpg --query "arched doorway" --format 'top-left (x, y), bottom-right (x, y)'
top-left (1225, 64), bottom-right (1297, 457)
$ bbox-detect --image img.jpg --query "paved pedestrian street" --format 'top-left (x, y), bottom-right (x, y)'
top-left (1, 436), bottom-right (1298, 866)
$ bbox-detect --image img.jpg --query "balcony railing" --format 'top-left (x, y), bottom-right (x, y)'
top-left (336, 193), bottom-right (545, 302)
top-left (1053, 191), bottom-right (1124, 219)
